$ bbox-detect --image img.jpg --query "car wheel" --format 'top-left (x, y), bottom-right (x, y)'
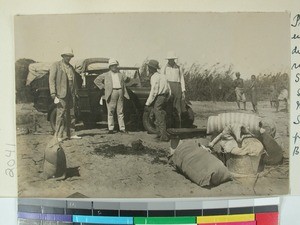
top-left (142, 107), bottom-right (157, 134)
top-left (124, 100), bottom-right (141, 131)
top-left (82, 116), bottom-right (97, 129)
top-left (49, 107), bottom-right (57, 132)
top-left (181, 106), bottom-right (195, 128)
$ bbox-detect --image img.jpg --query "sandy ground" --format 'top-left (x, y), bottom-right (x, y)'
top-left (16, 101), bottom-right (289, 198)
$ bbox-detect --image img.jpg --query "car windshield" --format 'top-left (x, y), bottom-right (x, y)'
top-left (119, 68), bottom-right (142, 88)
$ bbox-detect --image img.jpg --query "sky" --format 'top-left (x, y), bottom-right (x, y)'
top-left (14, 12), bottom-right (290, 77)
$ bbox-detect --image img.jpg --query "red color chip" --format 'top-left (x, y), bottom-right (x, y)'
top-left (256, 212), bottom-right (279, 225)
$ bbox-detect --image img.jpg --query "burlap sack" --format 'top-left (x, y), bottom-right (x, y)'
top-left (172, 139), bottom-right (232, 187)
top-left (43, 138), bottom-right (67, 179)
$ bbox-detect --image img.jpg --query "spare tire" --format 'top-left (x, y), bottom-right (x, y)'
top-left (142, 107), bottom-right (157, 134)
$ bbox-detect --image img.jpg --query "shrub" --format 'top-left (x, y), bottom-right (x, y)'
top-left (15, 58), bottom-right (36, 103)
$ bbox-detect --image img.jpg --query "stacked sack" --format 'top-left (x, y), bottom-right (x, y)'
top-left (207, 113), bottom-right (282, 168)
top-left (207, 112), bottom-right (276, 138)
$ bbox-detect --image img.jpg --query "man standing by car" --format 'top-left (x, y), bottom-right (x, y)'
top-left (163, 51), bottom-right (186, 128)
top-left (94, 58), bottom-right (130, 134)
top-left (145, 59), bottom-right (171, 142)
top-left (233, 72), bottom-right (246, 110)
top-left (49, 47), bottom-right (81, 142)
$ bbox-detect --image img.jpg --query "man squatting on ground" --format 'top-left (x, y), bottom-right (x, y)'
top-left (163, 51), bottom-right (186, 128)
top-left (49, 47), bottom-right (81, 142)
top-left (94, 58), bottom-right (130, 134)
top-left (233, 72), bottom-right (247, 110)
top-left (145, 60), bottom-right (171, 142)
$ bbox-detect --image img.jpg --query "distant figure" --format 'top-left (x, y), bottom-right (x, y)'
top-left (276, 87), bottom-right (289, 112)
top-left (233, 72), bottom-right (246, 110)
top-left (163, 51), bottom-right (186, 128)
top-left (94, 58), bottom-right (130, 134)
top-left (249, 75), bottom-right (258, 113)
top-left (49, 47), bottom-right (81, 142)
top-left (270, 84), bottom-right (278, 108)
top-left (269, 77), bottom-right (278, 108)
top-left (145, 59), bottom-right (171, 142)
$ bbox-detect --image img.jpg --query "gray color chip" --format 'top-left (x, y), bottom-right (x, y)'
top-left (42, 199), bottom-right (67, 208)
top-left (147, 202), bottom-right (175, 210)
top-left (120, 202), bottom-right (148, 210)
top-left (175, 201), bottom-right (203, 210)
top-left (93, 201), bottom-right (120, 210)
top-left (67, 201), bottom-right (92, 209)
top-left (18, 199), bottom-right (43, 206)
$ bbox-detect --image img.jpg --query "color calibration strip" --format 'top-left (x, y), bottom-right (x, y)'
top-left (17, 198), bottom-right (279, 225)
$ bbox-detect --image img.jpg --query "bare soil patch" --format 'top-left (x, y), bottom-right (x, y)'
top-left (16, 101), bottom-right (289, 198)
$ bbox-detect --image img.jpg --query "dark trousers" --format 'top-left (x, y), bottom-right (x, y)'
top-left (153, 94), bottom-right (168, 137)
top-left (55, 82), bottom-right (75, 139)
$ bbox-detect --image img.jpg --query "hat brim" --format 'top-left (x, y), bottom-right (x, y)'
top-left (109, 63), bottom-right (119, 67)
top-left (146, 63), bottom-right (160, 70)
top-left (61, 54), bottom-right (74, 57)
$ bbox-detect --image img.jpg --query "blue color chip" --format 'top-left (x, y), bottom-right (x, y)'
top-left (18, 212), bottom-right (41, 220)
top-left (72, 215), bottom-right (133, 224)
top-left (18, 212), bottom-right (72, 222)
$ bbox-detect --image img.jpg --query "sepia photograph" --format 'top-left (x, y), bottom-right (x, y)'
top-left (15, 12), bottom-right (290, 198)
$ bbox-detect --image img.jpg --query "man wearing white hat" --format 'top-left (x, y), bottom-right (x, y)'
top-left (49, 47), bottom-right (81, 141)
top-left (94, 58), bottom-right (130, 134)
top-left (163, 51), bottom-right (186, 128)
top-left (145, 59), bottom-right (171, 142)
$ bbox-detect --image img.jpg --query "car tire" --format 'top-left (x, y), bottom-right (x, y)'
top-left (181, 106), bottom-right (195, 128)
top-left (82, 116), bottom-right (97, 129)
top-left (49, 107), bottom-right (57, 132)
top-left (124, 100), bottom-right (141, 131)
top-left (142, 107), bottom-right (157, 134)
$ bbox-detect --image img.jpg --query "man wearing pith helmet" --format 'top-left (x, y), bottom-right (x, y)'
top-left (49, 47), bottom-right (81, 142)
top-left (94, 58), bottom-right (130, 134)
top-left (145, 59), bottom-right (171, 142)
top-left (163, 51), bottom-right (186, 128)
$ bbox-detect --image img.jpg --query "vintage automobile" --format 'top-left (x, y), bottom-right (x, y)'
top-left (26, 58), bottom-right (195, 133)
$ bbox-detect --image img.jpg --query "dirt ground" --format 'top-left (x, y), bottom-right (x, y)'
top-left (16, 101), bottom-right (289, 198)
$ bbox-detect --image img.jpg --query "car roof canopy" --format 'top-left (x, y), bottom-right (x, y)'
top-left (26, 62), bottom-right (52, 86)
top-left (74, 58), bottom-right (109, 74)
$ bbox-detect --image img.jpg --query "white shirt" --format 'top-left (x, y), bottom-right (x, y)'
top-left (111, 72), bottom-right (122, 89)
top-left (145, 72), bottom-right (171, 106)
top-left (164, 64), bottom-right (186, 92)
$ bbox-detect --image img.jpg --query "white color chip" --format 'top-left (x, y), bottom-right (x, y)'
top-left (254, 197), bottom-right (280, 206)
top-left (202, 200), bottom-right (228, 209)
top-left (228, 199), bottom-right (255, 208)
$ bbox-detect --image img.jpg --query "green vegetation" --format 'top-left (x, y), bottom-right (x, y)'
top-left (182, 63), bottom-right (289, 102)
